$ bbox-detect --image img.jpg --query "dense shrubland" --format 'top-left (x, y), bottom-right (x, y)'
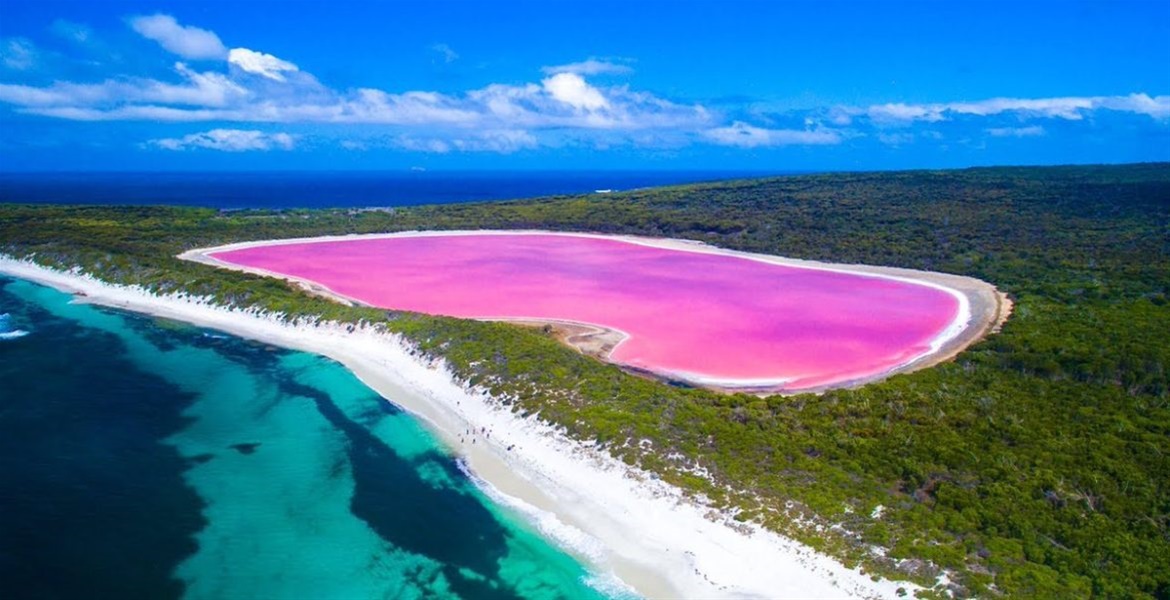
top-left (2, 163), bottom-right (1168, 598)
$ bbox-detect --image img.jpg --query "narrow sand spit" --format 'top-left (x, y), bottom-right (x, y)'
top-left (2, 256), bottom-right (922, 599)
top-left (182, 230), bottom-right (1009, 394)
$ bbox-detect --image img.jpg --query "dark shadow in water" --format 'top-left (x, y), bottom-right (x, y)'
top-left (0, 282), bottom-right (206, 599)
top-left (229, 442), bottom-right (262, 455)
top-left (279, 375), bottom-right (524, 600)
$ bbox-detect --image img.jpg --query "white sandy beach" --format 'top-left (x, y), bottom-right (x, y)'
top-left (0, 256), bottom-right (925, 599)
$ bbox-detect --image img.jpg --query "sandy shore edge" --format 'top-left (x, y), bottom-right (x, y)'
top-left (183, 229), bottom-right (1009, 394)
top-left (1, 256), bottom-right (919, 599)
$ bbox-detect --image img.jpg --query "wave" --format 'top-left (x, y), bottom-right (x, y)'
top-left (0, 313), bottom-right (30, 340)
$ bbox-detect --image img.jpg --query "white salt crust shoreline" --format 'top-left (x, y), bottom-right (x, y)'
top-left (1, 257), bottom-right (920, 599)
top-left (184, 230), bottom-right (1006, 393)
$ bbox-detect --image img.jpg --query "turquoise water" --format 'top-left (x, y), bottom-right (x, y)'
top-left (0, 277), bottom-right (622, 599)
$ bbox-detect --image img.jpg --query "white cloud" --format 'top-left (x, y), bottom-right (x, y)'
top-left (228, 48), bottom-right (298, 81)
top-left (0, 62), bottom-right (245, 108)
top-left (704, 122), bottom-right (842, 147)
top-left (130, 14), bottom-right (227, 60)
top-left (23, 105), bottom-right (226, 121)
top-left (542, 59), bottom-right (633, 76)
top-left (395, 129), bottom-right (538, 154)
top-left (1, 38), bottom-right (37, 70)
top-left (151, 128), bottom-right (295, 151)
top-left (0, 16), bottom-right (710, 143)
top-left (986, 125), bottom-right (1046, 138)
top-left (430, 43), bottom-right (458, 63)
top-left (867, 103), bottom-right (947, 124)
top-left (466, 77), bottom-right (708, 130)
top-left (7, 14), bottom-right (1163, 155)
top-left (341, 88), bottom-right (481, 124)
top-left (541, 72), bottom-right (609, 111)
top-left (454, 129), bottom-right (538, 153)
top-left (0, 66), bottom-right (705, 133)
top-left (160, 63), bottom-right (248, 105)
top-left (949, 97), bottom-right (1095, 119)
top-left (856, 94), bottom-right (1170, 125)
top-left (1098, 93), bottom-right (1170, 119)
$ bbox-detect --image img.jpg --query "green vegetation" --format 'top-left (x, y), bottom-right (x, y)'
top-left (2, 163), bottom-right (1168, 598)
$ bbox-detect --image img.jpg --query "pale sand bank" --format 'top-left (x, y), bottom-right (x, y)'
top-left (1, 256), bottom-right (919, 599)
top-left (183, 230), bottom-right (1009, 394)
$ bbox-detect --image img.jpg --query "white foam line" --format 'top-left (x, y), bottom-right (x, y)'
top-left (453, 458), bottom-right (641, 599)
top-left (1, 256), bottom-right (919, 599)
top-left (191, 229), bottom-right (974, 390)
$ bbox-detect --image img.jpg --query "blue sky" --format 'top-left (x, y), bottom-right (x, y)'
top-left (0, 0), bottom-right (1167, 171)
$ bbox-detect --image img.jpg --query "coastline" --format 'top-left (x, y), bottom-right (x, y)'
top-left (184, 229), bottom-right (1010, 394)
top-left (0, 256), bottom-right (916, 599)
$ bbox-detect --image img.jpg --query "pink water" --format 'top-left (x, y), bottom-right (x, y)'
top-left (210, 234), bottom-right (962, 390)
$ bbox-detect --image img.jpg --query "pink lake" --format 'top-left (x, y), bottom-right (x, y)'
top-left (210, 233), bottom-right (964, 391)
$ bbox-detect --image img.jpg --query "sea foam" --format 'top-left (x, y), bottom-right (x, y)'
top-left (0, 313), bottom-right (29, 340)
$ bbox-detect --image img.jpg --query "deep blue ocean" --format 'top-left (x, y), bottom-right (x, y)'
top-left (0, 277), bottom-right (629, 599)
top-left (0, 170), bottom-right (780, 209)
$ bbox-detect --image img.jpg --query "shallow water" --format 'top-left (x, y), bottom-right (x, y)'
top-left (0, 277), bottom-right (622, 599)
